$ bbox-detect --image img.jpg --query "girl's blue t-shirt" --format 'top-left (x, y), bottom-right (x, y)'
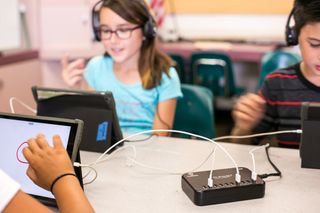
top-left (84, 56), bottom-right (182, 134)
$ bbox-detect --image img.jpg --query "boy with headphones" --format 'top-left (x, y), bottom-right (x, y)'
top-left (231, 0), bottom-right (320, 148)
top-left (62, 0), bottom-right (182, 136)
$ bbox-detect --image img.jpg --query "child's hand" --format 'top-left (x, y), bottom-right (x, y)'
top-left (23, 134), bottom-right (75, 191)
top-left (232, 93), bottom-right (266, 131)
top-left (61, 53), bottom-right (86, 88)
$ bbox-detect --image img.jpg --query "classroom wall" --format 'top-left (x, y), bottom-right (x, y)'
top-left (0, 0), bottom-right (20, 50)
top-left (20, 0), bottom-right (40, 49)
top-left (18, 0), bottom-right (297, 88)
top-left (160, 0), bottom-right (295, 42)
top-left (20, 0), bottom-right (297, 51)
top-left (166, 0), bottom-right (293, 14)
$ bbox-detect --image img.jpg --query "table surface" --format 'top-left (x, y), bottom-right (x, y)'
top-left (81, 136), bottom-right (320, 213)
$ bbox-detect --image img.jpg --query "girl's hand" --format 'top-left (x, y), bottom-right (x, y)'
top-left (61, 54), bottom-right (86, 89)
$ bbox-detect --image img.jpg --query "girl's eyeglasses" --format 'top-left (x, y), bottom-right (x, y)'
top-left (99, 25), bottom-right (142, 40)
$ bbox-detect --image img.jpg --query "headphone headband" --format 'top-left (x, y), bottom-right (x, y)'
top-left (91, 0), bottom-right (103, 41)
top-left (91, 0), bottom-right (156, 42)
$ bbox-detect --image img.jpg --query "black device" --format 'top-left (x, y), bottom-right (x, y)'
top-left (91, 0), bottom-right (157, 41)
top-left (181, 167), bottom-right (265, 206)
top-left (300, 102), bottom-right (320, 169)
top-left (0, 112), bottom-right (83, 207)
top-left (32, 86), bottom-right (123, 153)
top-left (285, 7), bottom-right (298, 46)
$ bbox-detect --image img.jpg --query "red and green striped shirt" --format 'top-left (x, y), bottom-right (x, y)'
top-left (254, 63), bottom-right (320, 148)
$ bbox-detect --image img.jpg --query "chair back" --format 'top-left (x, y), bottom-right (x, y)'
top-left (173, 84), bottom-right (215, 139)
top-left (257, 50), bottom-right (301, 89)
top-left (168, 53), bottom-right (186, 83)
top-left (190, 51), bottom-right (237, 97)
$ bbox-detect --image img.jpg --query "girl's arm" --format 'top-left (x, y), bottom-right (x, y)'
top-left (152, 98), bottom-right (177, 136)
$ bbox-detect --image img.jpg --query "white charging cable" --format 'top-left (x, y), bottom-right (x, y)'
top-left (207, 146), bottom-right (218, 187)
top-left (74, 145), bottom-right (137, 184)
top-left (9, 97), bottom-right (37, 114)
top-left (206, 129), bottom-right (302, 186)
top-left (75, 129), bottom-right (303, 185)
top-left (214, 129), bottom-right (302, 141)
top-left (79, 129), bottom-right (242, 184)
top-left (91, 145), bottom-right (137, 165)
top-left (249, 143), bottom-right (270, 181)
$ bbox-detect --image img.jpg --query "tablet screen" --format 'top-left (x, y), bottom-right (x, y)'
top-left (0, 113), bottom-right (83, 205)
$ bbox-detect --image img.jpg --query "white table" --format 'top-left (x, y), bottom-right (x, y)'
top-left (80, 136), bottom-right (320, 213)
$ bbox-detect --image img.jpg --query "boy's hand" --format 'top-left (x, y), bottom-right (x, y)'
top-left (232, 93), bottom-right (266, 131)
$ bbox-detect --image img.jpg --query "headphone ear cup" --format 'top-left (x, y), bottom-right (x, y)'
top-left (143, 18), bottom-right (157, 39)
top-left (286, 26), bottom-right (298, 46)
top-left (285, 7), bottom-right (298, 46)
top-left (91, 1), bottom-right (103, 42)
top-left (92, 10), bottom-right (101, 41)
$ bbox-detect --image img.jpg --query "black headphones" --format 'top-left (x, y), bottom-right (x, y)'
top-left (285, 7), bottom-right (298, 46)
top-left (91, 0), bottom-right (157, 42)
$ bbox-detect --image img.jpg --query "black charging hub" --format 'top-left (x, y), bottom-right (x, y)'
top-left (181, 167), bottom-right (265, 206)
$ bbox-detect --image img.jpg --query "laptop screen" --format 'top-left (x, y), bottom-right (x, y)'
top-left (0, 112), bottom-right (83, 206)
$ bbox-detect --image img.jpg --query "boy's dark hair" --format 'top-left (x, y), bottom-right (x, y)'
top-left (294, 0), bottom-right (320, 37)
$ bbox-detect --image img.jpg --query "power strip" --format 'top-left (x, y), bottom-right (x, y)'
top-left (181, 167), bottom-right (265, 206)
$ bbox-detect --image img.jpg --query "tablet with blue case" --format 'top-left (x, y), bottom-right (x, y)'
top-left (32, 86), bottom-right (123, 153)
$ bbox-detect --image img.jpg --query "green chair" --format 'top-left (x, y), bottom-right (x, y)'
top-left (173, 84), bottom-right (215, 139)
top-left (257, 50), bottom-right (301, 89)
top-left (190, 51), bottom-right (243, 97)
top-left (168, 53), bottom-right (187, 83)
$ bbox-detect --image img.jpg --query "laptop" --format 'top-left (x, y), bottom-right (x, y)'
top-left (300, 102), bottom-right (320, 169)
top-left (32, 86), bottom-right (123, 153)
top-left (0, 112), bottom-right (83, 206)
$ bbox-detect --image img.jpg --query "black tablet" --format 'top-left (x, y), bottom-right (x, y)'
top-left (0, 112), bottom-right (83, 206)
top-left (32, 86), bottom-right (123, 153)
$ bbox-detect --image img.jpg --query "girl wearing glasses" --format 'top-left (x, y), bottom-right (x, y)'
top-left (62, 0), bottom-right (182, 136)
